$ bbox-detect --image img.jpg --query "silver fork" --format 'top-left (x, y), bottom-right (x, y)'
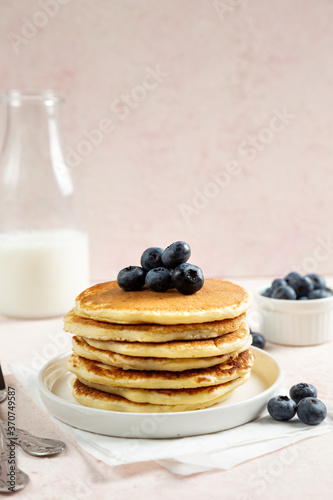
top-left (0, 363), bottom-right (66, 457)
top-left (0, 363), bottom-right (29, 491)
top-left (3, 422), bottom-right (66, 457)
top-left (0, 417), bottom-right (29, 492)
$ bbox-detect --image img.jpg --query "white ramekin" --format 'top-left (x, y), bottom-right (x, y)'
top-left (254, 288), bottom-right (333, 346)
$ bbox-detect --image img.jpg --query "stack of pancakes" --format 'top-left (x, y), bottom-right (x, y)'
top-left (65, 279), bottom-right (254, 413)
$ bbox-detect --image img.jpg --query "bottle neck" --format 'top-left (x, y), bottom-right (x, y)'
top-left (0, 92), bottom-right (80, 232)
top-left (1, 94), bottom-right (73, 198)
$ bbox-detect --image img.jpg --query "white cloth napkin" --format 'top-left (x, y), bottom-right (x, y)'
top-left (9, 360), bottom-right (333, 476)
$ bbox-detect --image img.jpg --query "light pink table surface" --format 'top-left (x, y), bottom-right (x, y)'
top-left (1, 278), bottom-right (333, 500)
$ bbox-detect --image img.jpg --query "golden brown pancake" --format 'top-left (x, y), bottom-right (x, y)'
top-left (76, 372), bottom-right (251, 405)
top-left (67, 349), bottom-right (254, 389)
top-left (66, 277), bottom-right (253, 413)
top-left (71, 377), bottom-right (235, 412)
top-left (82, 322), bottom-right (251, 359)
top-left (74, 279), bottom-right (252, 325)
top-left (72, 335), bottom-right (251, 371)
top-left (64, 309), bottom-right (246, 342)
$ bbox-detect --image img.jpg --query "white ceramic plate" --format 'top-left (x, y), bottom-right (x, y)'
top-left (38, 347), bottom-right (283, 438)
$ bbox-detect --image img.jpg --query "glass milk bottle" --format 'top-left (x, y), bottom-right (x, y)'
top-left (0, 90), bottom-right (89, 318)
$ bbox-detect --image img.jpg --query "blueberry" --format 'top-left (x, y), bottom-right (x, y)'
top-left (262, 287), bottom-right (272, 297)
top-left (117, 266), bottom-right (146, 291)
top-left (267, 395), bottom-right (297, 421)
top-left (299, 296), bottom-right (308, 300)
top-left (161, 241), bottom-right (191, 268)
top-left (172, 263), bottom-right (204, 295)
top-left (272, 278), bottom-right (287, 289)
top-left (284, 271), bottom-right (302, 286)
top-left (251, 332), bottom-right (266, 349)
top-left (140, 247), bottom-right (164, 272)
top-left (289, 383), bottom-right (317, 404)
top-left (291, 276), bottom-right (314, 298)
top-left (307, 288), bottom-right (333, 299)
top-left (297, 397), bottom-right (327, 425)
top-left (145, 267), bottom-right (172, 292)
top-left (271, 285), bottom-right (297, 300)
top-left (283, 273), bottom-right (314, 298)
top-left (306, 273), bottom-right (326, 290)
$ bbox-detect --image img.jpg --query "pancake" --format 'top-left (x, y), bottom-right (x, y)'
top-left (76, 371), bottom-right (251, 405)
top-left (67, 349), bottom-right (254, 389)
top-left (82, 322), bottom-right (251, 359)
top-left (74, 279), bottom-right (252, 325)
top-left (71, 377), bottom-right (235, 413)
top-left (72, 335), bottom-right (251, 371)
top-left (64, 309), bottom-right (246, 342)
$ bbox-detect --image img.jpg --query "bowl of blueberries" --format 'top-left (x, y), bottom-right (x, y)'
top-left (254, 272), bottom-right (333, 346)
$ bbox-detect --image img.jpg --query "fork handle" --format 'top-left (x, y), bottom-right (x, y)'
top-left (10, 434), bottom-right (66, 455)
top-left (2, 420), bottom-right (66, 450)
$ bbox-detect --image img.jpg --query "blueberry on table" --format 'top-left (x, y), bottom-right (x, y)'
top-left (161, 241), bottom-right (191, 268)
top-left (307, 288), bottom-right (333, 299)
top-left (306, 273), bottom-right (326, 290)
top-left (140, 247), bottom-right (164, 272)
top-left (145, 267), bottom-right (172, 292)
top-left (251, 332), bottom-right (266, 349)
top-left (297, 397), bottom-right (327, 425)
top-left (117, 266), bottom-right (146, 291)
top-left (271, 285), bottom-right (297, 300)
top-left (271, 278), bottom-right (287, 289)
top-left (267, 395), bottom-right (297, 421)
top-left (262, 287), bottom-right (272, 297)
top-left (172, 263), bottom-right (204, 295)
top-left (289, 383), bottom-right (318, 404)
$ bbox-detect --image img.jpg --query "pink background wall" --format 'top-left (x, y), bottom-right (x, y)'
top-left (1, 0), bottom-right (333, 281)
